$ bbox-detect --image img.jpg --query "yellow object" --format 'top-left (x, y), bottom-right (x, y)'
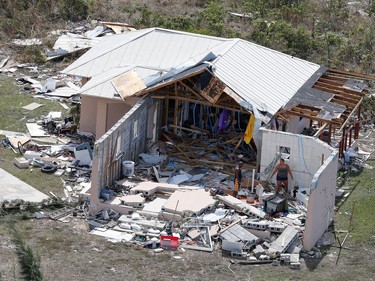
top-left (243, 114), bottom-right (255, 144)
top-left (234, 179), bottom-right (239, 192)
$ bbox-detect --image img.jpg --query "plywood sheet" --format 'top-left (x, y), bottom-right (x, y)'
top-left (111, 71), bottom-right (146, 99)
top-left (8, 136), bottom-right (31, 149)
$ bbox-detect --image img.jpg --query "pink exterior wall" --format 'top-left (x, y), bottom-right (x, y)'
top-left (79, 95), bottom-right (140, 139)
top-left (79, 95), bottom-right (98, 134)
top-left (106, 102), bottom-right (133, 133)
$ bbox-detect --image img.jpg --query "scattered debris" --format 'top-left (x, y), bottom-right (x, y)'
top-left (22, 102), bottom-right (43, 111)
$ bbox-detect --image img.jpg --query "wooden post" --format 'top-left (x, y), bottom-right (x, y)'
top-left (344, 128), bottom-right (348, 151)
top-left (164, 98), bottom-right (169, 126)
top-left (354, 104), bottom-right (361, 139)
top-left (328, 124), bottom-right (332, 145)
top-left (174, 100), bottom-right (179, 134)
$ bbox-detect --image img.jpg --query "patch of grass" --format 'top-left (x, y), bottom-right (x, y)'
top-left (335, 159), bottom-right (375, 242)
top-left (0, 76), bottom-right (68, 133)
top-left (0, 140), bottom-right (64, 196)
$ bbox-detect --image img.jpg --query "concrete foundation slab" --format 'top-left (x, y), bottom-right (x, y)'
top-left (0, 168), bottom-right (49, 202)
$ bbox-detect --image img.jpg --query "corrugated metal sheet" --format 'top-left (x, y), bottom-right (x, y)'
top-left (79, 66), bottom-right (161, 99)
top-left (65, 28), bottom-right (321, 115)
top-left (53, 33), bottom-right (103, 52)
top-left (213, 40), bottom-right (320, 115)
top-left (63, 28), bottom-right (229, 78)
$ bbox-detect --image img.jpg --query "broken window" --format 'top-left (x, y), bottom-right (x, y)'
top-left (279, 146), bottom-right (290, 160)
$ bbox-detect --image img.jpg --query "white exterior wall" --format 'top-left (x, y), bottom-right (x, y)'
top-left (303, 153), bottom-right (338, 250)
top-left (260, 128), bottom-right (333, 191)
top-left (259, 127), bottom-right (338, 251)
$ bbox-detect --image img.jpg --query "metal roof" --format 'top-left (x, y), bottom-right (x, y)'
top-left (63, 28), bottom-right (230, 78)
top-left (64, 28), bottom-right (321, 115)
top-left (78, 66), bottom-right (160, 99)
top-left (213, 40), bottom-right (320, 115)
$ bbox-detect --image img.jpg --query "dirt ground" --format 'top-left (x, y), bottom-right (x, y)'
top-left (1, 132), bottom-right (375, 281)
top-left (0, 216), bottom-right (374, 281)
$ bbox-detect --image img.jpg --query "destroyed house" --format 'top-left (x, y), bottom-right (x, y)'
top-left (62, 28), bottom-right (373, 250)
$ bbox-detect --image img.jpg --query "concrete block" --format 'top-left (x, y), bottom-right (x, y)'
top-left (290, 253), bottom-right (300, 263)
top-left (222, 240), bottom-right (243, 253)
top-left (290, 262), bottom-right (301, 269)
top-left (253, 245), bottom-right (265, 258)
top-left (23, 151), bottom-right (43, 160)
top-left (262, 241), bottom-right (271, 249)
top-left (119, 194), bottom-right (145, 208)
top-left (13, 157), bottom-right (29, 169)
top-left (268, 226), bottom-right (299, 254)
top-left (280, 253), bottom-right (291, 263)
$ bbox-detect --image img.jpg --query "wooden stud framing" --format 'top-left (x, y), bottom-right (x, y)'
top-left (152, 95), bottom-right (249, 113)
top-left (285, 110), bottom-right (341, 125)
top-left (314, 81), bottom-right (364, 97)
top-left (179, 81), bottom-right (204, 100)
top-left (327, 68), bottom-right (375, 80)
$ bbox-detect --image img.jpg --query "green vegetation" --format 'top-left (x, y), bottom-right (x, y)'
top-left (126, 0), bottom-right (375, 73)
top-left (0, 76), bottom-right (68, 133)
top-left (362, 95), bottom-right (375, 123)
top-left (0, 0), bottom-right (373, 74)
top-left (0, 76), bottom-right (65, 196)
top-left (8, 224), bottom-right (43, 281)
top-left (0, 144), bottom-right (65, 196)
top-left (335, 159), bottom-right (375, 242)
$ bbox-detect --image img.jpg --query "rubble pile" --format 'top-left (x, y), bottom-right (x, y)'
top-left (85, 175), bottom-right (308, 268)
top-left (49, 139), bottom-right (315, 269)
top-left (161, 132), bottom-right (256, 175)
top-left (0, 21), bottom-right (136, 108)
top-left (2, 120), bottom-right (94, 203)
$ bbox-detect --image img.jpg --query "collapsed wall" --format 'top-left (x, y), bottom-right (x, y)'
top-left (259, 128), bottom-right (338, 250)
